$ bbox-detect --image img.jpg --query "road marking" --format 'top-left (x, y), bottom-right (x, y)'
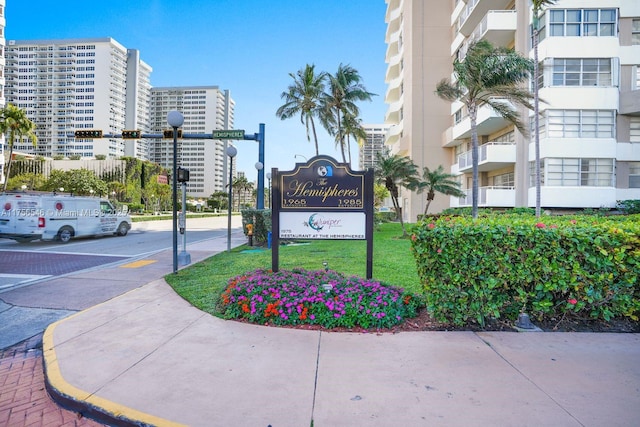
top-left (120, 260), bottom-right (157, 268)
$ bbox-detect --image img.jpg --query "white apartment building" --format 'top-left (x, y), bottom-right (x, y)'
top-left (359, 124), bottom-right (390, 171)
top-left (0, 0), bottom-right (6, 185)
top-left (385, 0), bottom-right (640, 219)
top-left (4, 37), bottom-right (152, 160)
top-left (150, 86), bottom-right (235, 197)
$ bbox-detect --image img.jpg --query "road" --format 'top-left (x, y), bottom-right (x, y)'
top-left (0, 215), bottom-right (244, 349)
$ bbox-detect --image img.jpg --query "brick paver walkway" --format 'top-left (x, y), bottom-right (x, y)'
top-left (0, 334), bottom-right (106, 427)
top-left (0, 252), bottom-right (128, 276)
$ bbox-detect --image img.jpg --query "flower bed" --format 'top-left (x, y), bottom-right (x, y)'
top-left (219, 268), bottom-right (423, 329)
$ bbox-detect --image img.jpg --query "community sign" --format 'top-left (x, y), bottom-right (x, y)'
top-left (271, 155), bottom-right (374, 278)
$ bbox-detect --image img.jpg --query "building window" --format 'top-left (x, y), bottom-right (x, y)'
top-left (633, 19), bottom-right (640, 45)
top-left (552, 58), bottom-right (612, 86)
top-left (629, 162), bottom-right (640, 188)
top-left (548, 9), bottom-right (617, 37)
top-left (544, 110), bottom-right (615, 138)
top-left (545, 158), bottom-right (614, 187)
top-left (630, 117), bottom-right (640, 143)
top-left (492, 172), bottom-right (514, 187)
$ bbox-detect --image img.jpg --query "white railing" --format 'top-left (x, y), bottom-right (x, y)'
top-left (457, 142), bottom-right (516, 169)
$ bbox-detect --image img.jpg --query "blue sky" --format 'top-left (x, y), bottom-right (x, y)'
top-left (6, 0), bottom-right (389, 177)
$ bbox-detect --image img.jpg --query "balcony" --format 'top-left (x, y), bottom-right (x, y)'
top-left (470, 10), bottom-right (516, 47)
top-left (459, 0), bottom-right (513, 36)
top-left (451, 100), bottom-right (513, 141)
top-left (457, 142), bottom-right (516, 172)
top-left (385, 122), bottom-right (403, 147)
top-left (456, 186), bottom-right (516, 207)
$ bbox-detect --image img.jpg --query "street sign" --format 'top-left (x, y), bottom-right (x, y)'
top-left (212, 129), bottom-right (245, 139)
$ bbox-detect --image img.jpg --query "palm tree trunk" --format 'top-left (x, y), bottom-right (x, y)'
top-left (533, 26), bottom-right (542, 218)
top-left (311, 118), bottom-right (320, 156)
top-left (337, 109), bottom-right (346, 163)
top-left (469, 105), bottom-right (479, 219)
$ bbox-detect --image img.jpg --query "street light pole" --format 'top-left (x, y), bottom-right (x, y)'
top-left (167, 110), bottom-right (184, 274)
top-left (226, 145), bottom-right (237, 252)
top-left (255, 161), bottom-right (263, 209)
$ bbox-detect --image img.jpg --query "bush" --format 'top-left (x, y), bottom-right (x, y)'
top-left (410, 215), bottom-right (640, 327)
top-left (617, 199), bottom-right (640, 214)
top-left (240, 208), bottom-right (272, 244)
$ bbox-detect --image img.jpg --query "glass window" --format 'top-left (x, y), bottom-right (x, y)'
top-left (633, 19), bottom-right (640, 45)
top-left (551, 58), bottom-right (612, 86)
top-left (543, 158), bottom-right (613, 186)
top-left (545, 8), bottom-right (617, 37)
top-left (629, 162), bottom-right (640, 188)
top-left (543, 110), bottom-right (615, 138)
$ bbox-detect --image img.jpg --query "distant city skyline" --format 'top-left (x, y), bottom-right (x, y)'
top-left (6, 0), bottom-right (388, 176)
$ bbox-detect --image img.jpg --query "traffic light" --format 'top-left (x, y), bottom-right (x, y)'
top-left (163, 129), bottom-right (183, 139)
top-left (74, 130), bottom-right (103, 138)
top-left (177, 167), bottom-right (190, 183)
top-left (121, 130), bottom-right (142, 139)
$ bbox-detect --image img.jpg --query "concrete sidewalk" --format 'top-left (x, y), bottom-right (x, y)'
top-left (43, 280), bottom-right (640, 426)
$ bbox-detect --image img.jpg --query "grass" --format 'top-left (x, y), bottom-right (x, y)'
top-left (165, 222), bottom-right (421, 317)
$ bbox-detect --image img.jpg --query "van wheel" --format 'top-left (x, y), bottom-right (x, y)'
top-left (57, 227), bottom-right (74, 243)
top-left (116, 222), bottom-right (129, 236)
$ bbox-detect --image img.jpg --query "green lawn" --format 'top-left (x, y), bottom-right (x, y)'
top-left (165, 222), bottom-right (421, 315)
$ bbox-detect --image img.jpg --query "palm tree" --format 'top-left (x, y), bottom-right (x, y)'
top-left (374, 152), bottom-right (418, 236)
top-left (532, 0), bottom-right (556, 218)
top-left (342, 112), bottom-right (367, 165)
top-left (435, 40), bottom-right (534, 219)
top-left (321, 64), bottom-right (374, 163)
top-left (408, 165), bottom-right (465, 216)
top-left (276, 64), bottom-right (327, 156)
top-left (0, 104), bottom-right (37, 192)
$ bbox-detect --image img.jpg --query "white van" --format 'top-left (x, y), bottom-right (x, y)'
top-left (0, 192), bottom-right (131, 243)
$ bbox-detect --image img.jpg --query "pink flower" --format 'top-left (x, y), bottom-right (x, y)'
top-left (570, 219), bottom-right (577, 224)
top-left (411, 234), bottom-right (417, 242)
top-left (568, 298), bottom-right (577, 305)
top-left (427, 223), bottom-right (435, 229)
top-left (550, 224), bottom-right (558, 229)
top-left (437, 248), bottom-right (442, 253)
top-left (535, 222), bottom-right (546, 228)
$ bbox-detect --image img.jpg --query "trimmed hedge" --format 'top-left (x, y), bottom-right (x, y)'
top-left (241, 208), bottom-right (272, 244)
top-left (410, 215), bottom-right (640, 327)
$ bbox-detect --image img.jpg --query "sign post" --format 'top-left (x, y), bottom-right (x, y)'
top-left (271, 155), bottom-right (374, 278)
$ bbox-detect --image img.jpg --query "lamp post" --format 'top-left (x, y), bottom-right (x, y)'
top-left (255, 161), bottom-right (263, 209)
top-left (226, 145), bottom-right (237, 252)
top-left (294, 154), bottom-right (308, 162)
top-left (266, 172), bottom-right (271, 209)
top-left (167, 110), bottom-right (184, 273)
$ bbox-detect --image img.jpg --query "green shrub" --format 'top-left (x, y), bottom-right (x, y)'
top-left (410, 215), bottom-right (640, 326)
top-left (240, 208), bottom-right (272, 244)
top-left (617, 199), bottom-right (640, 214)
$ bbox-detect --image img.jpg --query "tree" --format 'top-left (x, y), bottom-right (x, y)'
top-left (0, 103), bottom-right (37, 192)
top-left (276, 64), bottom-right (327, 156)
top-left (43, 169), bottom-right (108, 196)
top-left (342, 112), bottom-right (367, 165)
top-left (5, 172), bottom-right (46, 191)
top-left (436, 40), bottom-right (534, 218)
top-left (532, 1), bottom-right (556, 218)
top-left (408, 165), bottom-right (465, 216)
top-left (374, 152), bottom-right (418, 236)
top-left (321, 64), bottom-right (374, 163)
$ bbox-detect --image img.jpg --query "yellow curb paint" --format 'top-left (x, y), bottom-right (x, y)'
top-left (43, 316), bottom-right (187, 427)
top-left (120, 259), bottom-right (157, 268)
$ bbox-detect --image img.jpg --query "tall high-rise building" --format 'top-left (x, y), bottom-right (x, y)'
top-left (150, 86), bottom-right (234, 197)
top-left (385, 0), bottom-right (640, 219)
top-left (359, 124), bottom-right (390, 171)
top-left (0, 0), bottom-right (6, 185)
top-left (5, 37), bottom-right (152, 160)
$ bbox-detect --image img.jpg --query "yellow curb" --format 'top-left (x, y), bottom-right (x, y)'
top-left (43, 302), bottom-right (186, 427)
top-left (120, 259), bottom-right (158, 268)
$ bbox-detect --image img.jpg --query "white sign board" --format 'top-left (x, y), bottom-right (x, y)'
top-left (279, 212), bottom-right (366, 240)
